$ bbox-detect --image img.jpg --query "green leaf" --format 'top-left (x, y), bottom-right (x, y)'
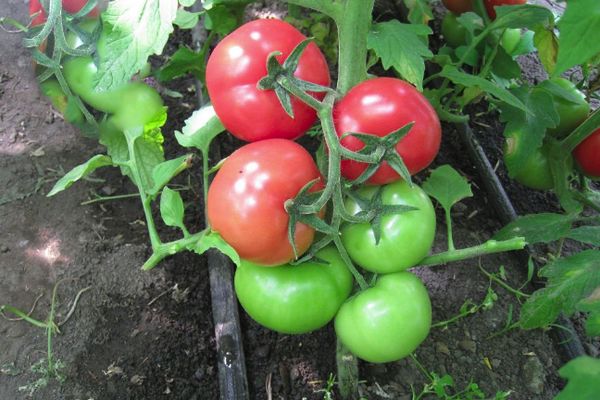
top-left (439, 65), bottom-right (526, 110)
top-left (533, 26), bottom-right (558, 75)
top-left (489, 4), bottom-right (553, 31)
top-left (47, 155), bottom-right (113, 196)
top-left (567, 226), bottom-right (600, 247)
top-left (175, 104), bottom-right (225, 155)
top-left (520, 250), bottom-right (600, 329)
top-left (191, 231), bottom-right (241, 267)
top-left (498, 86), bottom-right (558, 177)
top-left (367, 20), bottom-right (433, 90)
top-left (511, 30), bottom-right (535, 56)
top-left (555, 356), bottom-right (600, 400)
top-left (577, 287), bottom-right (600, 336)
top-left (132, 133), bottom-right (165, 191)
top-left (160, 186), bottom-right (185, 230)
top-left (554, 0), bottom-right (600, 76)
top-left (401, 0), bottom-right (433, 25)
top-left (490, 47), bottom-right (521, 80)
top-left (493, 213), bottom-right (574, 244)
top-left (204, 5), bottom-right (239, 35)
top-left (155, 46), bottom-right (205, 82)
top-left (95, 0), bottom-right (178, 91)
top-left (179, 0), bottom-right (196, 6)
top-left (422, 165), bottom-right (473, 212)
top-left (148, 155), bottom-right (193, 196)
top-left (174, 9), bottom-right (202, 29)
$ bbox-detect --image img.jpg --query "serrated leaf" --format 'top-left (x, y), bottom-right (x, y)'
top-left (133, 136), bottom-right (165, 191)
top-left (95, 0), bottom-right (178, 91)
top-left (533, 26), bottom-right (558, 75)
top-left (494, 213), bottom-right (574, 244)
top-left (367, 20), bottom-right (433, 90)
top-left (555, 356), bottom-right (600, 400)
top-left (402, 0), bottom-right (433, 25)
top-left (490, 4), bottom-right (553, 31)
top-left (439, 65), bottom-right (526, 110)
top-left (191, 231), bottom-right (241, 267)
top-left (499, 87), bottom-right (558, 177)
top-left (148, 155), bottom-right (193, 196)
top-left (554, 0), bottom-right (600, 76)
top-left (47, 155), bottom-right (113, 196)
top-left (577, 287), bottom-right (600, 336)
top-left (422, 165), bottom-right (473, 212)
top-left (175, 104), bottom-right (225, 155)
top-left (155, 46), bottom-right (205, 82)
top-left (160, 186), bottom-right (185, 230)
top-left (520, 250), bottom-right (600, 329)
top-left (567, 226), bottom-right (600, 247)
top-left (174, 9), bottom-right (202, 29)
top-left (204, 5), bottom-right (239, 35)
top-left (491, 46), bottom-right (521, 79)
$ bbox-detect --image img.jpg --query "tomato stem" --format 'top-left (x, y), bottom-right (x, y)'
top-left (419, 237), bottom-right (526, 267)
top-left (142, 230), bottom-right (209, 270)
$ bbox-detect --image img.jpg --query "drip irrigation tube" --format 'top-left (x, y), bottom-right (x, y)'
top-left (455, 122), bottom-right (587, 362)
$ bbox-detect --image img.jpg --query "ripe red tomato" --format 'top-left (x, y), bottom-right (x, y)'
top-left (206, 19), bottom-right (330, 142)
top-left (333, 77), bottom-right (441, 185)
top-left (207, 139), bottom-right (322, 266)
top-left (573, 127), bottom-right (600, 178)
top-left (484, 0), bottom-right (526, 20)
top-left (442, 0), bottom-right (473, 15)
top-left (29, 0), bottom-right (100, 27)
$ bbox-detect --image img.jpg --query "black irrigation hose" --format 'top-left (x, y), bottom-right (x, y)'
top-left (191, 10), bottom-right (250, 399)
top-left (455, 122), bottom-right (587, 362)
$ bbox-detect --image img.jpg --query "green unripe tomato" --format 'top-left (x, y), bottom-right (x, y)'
top-left (341, 180), bottom-right (436, 273)
top-left (334, 272), bottom-right (432, 363)
top-left (65, 19), bottom-right (99, 49)
top-left (543, 78), bottom-right (590, 138)
top-left (500, 28), bottom-right (521, 55)
top-left (111, 83), bottom-right (164, 130)
top-left (503, 136), bottom-right (553, 190)
top-left (441, 12), bottom-right (468, 48)
top-left (234, 246), bottom-right (353, 334)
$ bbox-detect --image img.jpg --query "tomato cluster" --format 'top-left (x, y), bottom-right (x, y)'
top-left (205, 18), bottom-right (441, 363)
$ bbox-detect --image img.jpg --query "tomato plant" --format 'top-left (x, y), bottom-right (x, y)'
top-left (334, 272), bottom-right (432, 363)
top-left (341, 180), bottom-right (436, 273)
top-left (541, 78), bottom-right (590, 138)
top-left (500, 28), bottom-right (521, 55)
top-left (573, 127), bottom-right (600, 179)
top-left (484, 0), bottom-right (526, 20)
top-left (441, 12), bottom-right (468, 48)
top-left (441, 0), bottom-right (473, 15)
top-left (29, 0), bottom-right (99, 26)
top-left (206, 19), bottom-right (330, 142)
top-left (207, 139), bottom-right (322, 266)
top-left (334, 77), bottom-right (441, 185)
top-left (234, 246), bottom-right (353, 334)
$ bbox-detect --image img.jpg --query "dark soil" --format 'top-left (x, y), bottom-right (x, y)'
top-left (0, 1), bottom-right (584, 400)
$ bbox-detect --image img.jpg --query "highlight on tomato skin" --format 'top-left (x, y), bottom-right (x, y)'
top-left (207, 139), bottom-right (322, 266)
top-left (333, 77), bottom-right (442, 185)
top-left (205, 18), bottom-right (331, 143)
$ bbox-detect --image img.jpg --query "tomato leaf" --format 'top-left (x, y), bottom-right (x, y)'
top-left (160, 186), bottom-right (186, 231)
top-left (493, 213), bottom-right (574, 244)
top-left (47, 155), bottom-right (114, 196)
top-left (555, 356), bottom-right (600, 400)
top-left (155, 46), bottom-right (205, 82)
top-left (401, 0), bottom-right (433, 25)
top-left (148, 155), bottom-right (193, 197)
top-left (422, 165), bottom-right (473, 212)
top-left (577, 288), bottom-right (600, 336)
top-left (490, 4), bottom-right (553, 31)
top-left (367, 20), bottom-right (433, 91)
top-left (533, 26), bottom-right (558, 75)
top-left (173, 9), bottom-right (202, 29)
top-left (554, 0), bottom-right (600, 77)
top-left (567, 226), bottom-right (600, 247)
top-left (498, 86), bottom-right (558, 177)
top-left (191, 231), bottom-right (241, 267)
top-left (175, 104), bottom-right (225, 157)
top-left (519, 250), bottom-right (600, 329)
top-left (95, 0), bottom-right (178, 91)
top-left (439, 65), bottom-right (527, 111)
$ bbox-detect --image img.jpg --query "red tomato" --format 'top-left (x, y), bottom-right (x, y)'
top-left (29, 0), bottom-right (100, 26)
top-left (573, 127), bottom-right (600, 178)
top-left (206, 19), bottom-right (331, 142)
top-left (333, 77), bottom-right (441, 185)
top-left (484, 0), bottom-right (526, 20)
top-left (442, 0), bottom-right (473, 15)
top-left (207, 139), bottom-right (322, 266)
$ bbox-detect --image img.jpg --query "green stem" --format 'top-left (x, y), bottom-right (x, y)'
top-left (560, 108), bottom-right (600, 153)
top-left (202, 149), bottom-right (210, 227)
top-left (0, 305), bottom-right (48, 329)
top-left (445, 209), bottom-right (455, 251)
top-left (142, 229), bottom-right (209, 270)
top-left (80, 193), bottom-right (139, 205)
top-left (336, 340), bottom-right (359, 399)
top-left (419, 237), bottom-right (526, 267)
top-left (284, 0), bottom-right (342, 19)
top-left (478, 264), bottom-right (530, 298)
top-left (335, 0), bottom-right (374, 94)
